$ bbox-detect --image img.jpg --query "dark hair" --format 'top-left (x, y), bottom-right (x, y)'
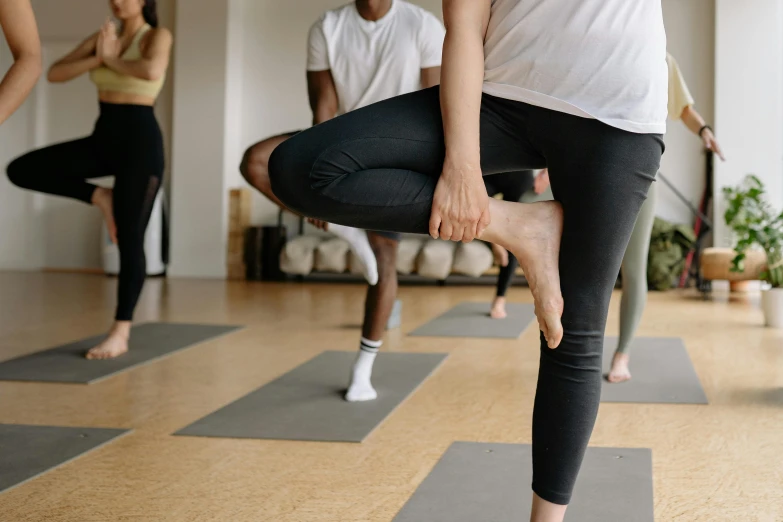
top-left (142, 0), bottom-right (159, 28)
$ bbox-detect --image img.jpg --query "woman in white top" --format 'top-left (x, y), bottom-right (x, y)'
top-left (269, 1), bottom-right (667, 519)
top-left (0, 0), bottom-right (41, 126)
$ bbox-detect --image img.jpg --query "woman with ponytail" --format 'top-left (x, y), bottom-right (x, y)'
top-left (6, 0), bottom-right (173, 359)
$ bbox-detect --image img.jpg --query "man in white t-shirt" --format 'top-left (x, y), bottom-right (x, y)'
top-left (240, 0), bottom-right (445, 402)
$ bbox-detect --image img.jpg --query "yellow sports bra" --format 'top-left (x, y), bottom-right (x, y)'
top-left (90, 24), bottom-right (165, 99)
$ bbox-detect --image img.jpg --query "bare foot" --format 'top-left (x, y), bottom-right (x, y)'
top-left (492, 243), bottom-right (509, 267)
top-left (490, 296), bottom-right (507, 319)
top-left (92, 187), bottom-right (117, 244)
top-left (483, 200), bottom-right (564, 348)
top-left (607, 352), bottom-right (631, 383)
top-left (85, 328), bottom-right (128, 360)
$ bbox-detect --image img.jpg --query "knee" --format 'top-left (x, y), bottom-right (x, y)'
top-left (240, 144), bottom-right (273, 193)
top-left (6, 157), bottom-right (28, 188)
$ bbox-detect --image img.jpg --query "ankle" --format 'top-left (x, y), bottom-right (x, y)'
top-left (110, 321), bottom-right (132, 340)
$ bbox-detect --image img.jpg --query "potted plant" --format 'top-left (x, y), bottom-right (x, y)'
top-left (723, 175), bottom-right (783, 327)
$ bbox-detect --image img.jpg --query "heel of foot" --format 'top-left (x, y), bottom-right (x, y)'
top-left (345, 382), bottom-right (378, 402)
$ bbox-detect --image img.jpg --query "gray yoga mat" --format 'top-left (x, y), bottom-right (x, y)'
top-left (409, 302), bottom-right (535, 339)
top-left (0, 323), bottom-right (243, 384)
top-left (175, 351), bottom-right (447, 442)
top-left (602, 337), bottom-right (708, 404)
top-left (0, 424), bottom-right (130, 493)
top-left (394, 442), bottom-right (654, 522)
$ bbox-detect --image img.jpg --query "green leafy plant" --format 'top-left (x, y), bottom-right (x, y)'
top-left (723, 175), bottom-right (783, 287)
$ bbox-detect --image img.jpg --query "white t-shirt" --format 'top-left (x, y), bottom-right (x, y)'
top-left (483, 0), bottom-right (668, 134)
top-left (307, 0), bottom-right (445, 115)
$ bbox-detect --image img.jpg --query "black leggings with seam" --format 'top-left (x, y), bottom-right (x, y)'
top-left (269, 86), bottom-right (662, 504)
top-left (7, 102), bottom-right (164, 322)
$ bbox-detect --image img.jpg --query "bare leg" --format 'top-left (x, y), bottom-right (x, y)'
top-left (531, 493), bottom-right (568, 522)
top-left (481, 199), bottom-right (565, 349)
top-left (85, 320), bottom-right (131, 359)
top-left (490, 243), bottom-right (509, 318)
top-left (92, 186), bottom-right (117, 244)
top-left (346, 233), bottom-right (399, 402)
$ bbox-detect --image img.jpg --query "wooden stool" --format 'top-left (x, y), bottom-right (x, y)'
top-left (701, 248), bottom-right (767, 291)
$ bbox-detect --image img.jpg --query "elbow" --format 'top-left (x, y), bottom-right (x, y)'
top-left (47, 66), bottom-right (65, 83)
top-left (142, 66), bottom-right (165, 82)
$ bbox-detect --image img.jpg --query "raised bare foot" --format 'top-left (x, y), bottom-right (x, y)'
top-left (490, 296), bottom-right (508, 319)
top-left (484, 200), bottom-right (564, 348)
top-left (607, 352), bottom-right (632, 383)
top-left (92, 187), bottom-right (117, 244)
top-left (492, 243), bottom-right (509, 267)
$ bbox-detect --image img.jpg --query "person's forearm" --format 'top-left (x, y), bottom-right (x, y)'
top-left (103, 57), bottom-right (164, 81)
top-left (312, 104), bottom-right (336, 126)
top-left (681, 105), bottom-right (707, 137)
top-left (48, 56), bottom-right (101, 83)
top-left (440, 27), bottom-right (484, 169)
top-left (0, 52), bottom-right (40, 125)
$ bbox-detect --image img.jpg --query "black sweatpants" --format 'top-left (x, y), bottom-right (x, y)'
top-left (7, 103), bottom-right (164, 321)
top-left (269, 86), bottom-right (663, 504)
top-left (484, 170), bottom-right (535, 297)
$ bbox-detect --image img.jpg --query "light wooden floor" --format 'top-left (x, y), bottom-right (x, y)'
top-left (0, 272), bottom-right (781, 521)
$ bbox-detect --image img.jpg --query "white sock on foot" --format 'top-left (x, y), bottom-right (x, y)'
top-left (329, 224), bottom-right (378, 285)
top-left (345, 337), bottom-right (380, 402)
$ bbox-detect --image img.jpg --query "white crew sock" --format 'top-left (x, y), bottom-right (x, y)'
top-left (345, 337), bottom-right (381, 402)
top-left (328, 224), bottom-right (378, 285)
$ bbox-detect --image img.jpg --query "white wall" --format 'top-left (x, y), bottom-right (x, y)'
top-left (168, 0), bottom-right (248, 278)
top-left (0, 0), bottom-right (176, 271)
top-left (714, 0), bottom-right (783, 247)
top-left (659, 0), bottom-right (715, 225)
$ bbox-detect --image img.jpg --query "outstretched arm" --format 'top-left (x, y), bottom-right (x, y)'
top-left (0, 0), bottom-right (41, 125)
top-left (430, 0), bottom-right (491, 242)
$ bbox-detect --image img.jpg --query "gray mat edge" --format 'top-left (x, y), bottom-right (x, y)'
top-left (601, 336), bottom-right (709, 405)
top-left (407, 302), bottom-right (535, 339)
top-left (393, 441), bottom-right (654, 521)
top-left (87, 324), bottom-right (245, 385)
top-left (0, 323), bottom-right (245, 385)
top-left (0, 427), bottom-right (132, 495)
top-left (171, 351), bottom-right (450, 443)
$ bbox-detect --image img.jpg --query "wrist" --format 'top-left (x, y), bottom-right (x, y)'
top-left (698, 124), bottom-right (713, 138)
top-left (444, 149), bottom-right (481, 172)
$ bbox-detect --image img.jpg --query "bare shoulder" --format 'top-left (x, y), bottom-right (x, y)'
top-left (143, 26), bottom-right (173, 46)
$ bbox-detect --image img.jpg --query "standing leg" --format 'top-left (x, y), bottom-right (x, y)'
top-left (86, 173), bottom-right (161, 359)
top-left (240, 132), bottom-right (379, 285)
top-left (518, 112), bottom-right (661, 512)
top-left (6, 136), bottom-right (117, 240)
top-left (608, 181), bottom-right (659, 383)
top-left (346, 232), bottom-right (399, 402)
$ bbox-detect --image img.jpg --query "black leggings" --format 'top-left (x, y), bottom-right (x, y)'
top-left (484, 171), bottom-right (535, 297)
top-left (270, 87), bottom-right (662, 504)
top-left (7, 103), bottom-right (164, 321)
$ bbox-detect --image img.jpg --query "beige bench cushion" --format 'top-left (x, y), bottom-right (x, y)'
top-left (452, 242), bottom-right (494, 277)
top-left (280, 235), bottom-right (322, 275)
